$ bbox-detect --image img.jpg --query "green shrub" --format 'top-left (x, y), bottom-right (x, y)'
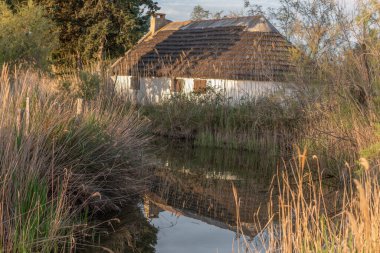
top-left (0, 2), bottom-right (57, 69)
top-left (78, 71), bottom-right (101, 100)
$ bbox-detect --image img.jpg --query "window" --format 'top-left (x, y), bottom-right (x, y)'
top-left (171, 78), bottom-right (185, 93)
top-left (130, 76), bottom-right (140, 90)
top-left (193, 79), bottom-right (207, 93)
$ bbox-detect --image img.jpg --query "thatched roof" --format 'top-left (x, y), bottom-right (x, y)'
top-left (112, 16), bottom-right (295, 82)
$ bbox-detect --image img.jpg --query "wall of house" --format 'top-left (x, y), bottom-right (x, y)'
top-left (113, 76), bottom-right (171, 104)
top-left (113, 76), bottom-right (289, 104)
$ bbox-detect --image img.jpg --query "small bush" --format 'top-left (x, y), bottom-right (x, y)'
top-left (78, 71), bottom-right (101, 100)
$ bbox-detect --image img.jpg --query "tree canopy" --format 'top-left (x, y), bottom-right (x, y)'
top-left (190, 1), bottom-right (263, 21)
top-left (0, 1), bottom-right (57, 69)
top-left (190, 5), bottom-right (212, 20)
top-left (4, 0), bottom-right (159, 70)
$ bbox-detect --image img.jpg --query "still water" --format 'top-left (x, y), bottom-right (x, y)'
top-left (145, 141), bottom-right (278, 253)
top-left (87, 141), bottom-right (280, 252)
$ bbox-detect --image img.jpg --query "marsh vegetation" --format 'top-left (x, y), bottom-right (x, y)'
top-left (0, 0), bottom-right (380, 252)
top-left (0, 66), bottom-right (154, 252)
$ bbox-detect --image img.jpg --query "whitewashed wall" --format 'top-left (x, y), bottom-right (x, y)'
top-left (113, 76), bottom-right (171, 104)
top-left (113, 75), bottom-right (289, 104)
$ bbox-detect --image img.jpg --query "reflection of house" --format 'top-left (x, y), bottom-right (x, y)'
top-left (111, 14), bottom-right (295, 104)
top-left (144, 193), bottom-right (239, 232)
top-left (147, 166), bottom-right (271, 236)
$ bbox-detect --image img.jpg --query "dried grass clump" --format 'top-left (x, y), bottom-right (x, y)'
top-left (0, 65), bottom-right (152, 252)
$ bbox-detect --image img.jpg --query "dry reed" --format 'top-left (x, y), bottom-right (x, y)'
top-left (234, 148), bottom-right (380, 252)
top-left (0, 65), bottom-right (152, 252)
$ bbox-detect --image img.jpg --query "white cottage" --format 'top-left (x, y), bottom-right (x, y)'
top-left (111, 14), bottom-right (295, 104)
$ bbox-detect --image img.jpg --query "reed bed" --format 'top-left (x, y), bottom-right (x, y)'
top-left (0, 65), bottom-right (152, 252)
top-left (140, 88), bottom-right (303, 153)
top-left (234, 148), bottom-right (380, 252)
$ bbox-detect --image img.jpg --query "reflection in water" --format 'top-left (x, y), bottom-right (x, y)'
top-left (87, 141), bottom-right (281, 252)
top-left (146, 141), bottom-right (280, 252)
top-left (81, 206), bottom-right (158, 253)
top-left (150, 210), bottom-right (256, 253)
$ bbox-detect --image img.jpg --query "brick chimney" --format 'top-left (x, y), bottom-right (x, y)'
top-left (150, 13), bottom-right (169, 35)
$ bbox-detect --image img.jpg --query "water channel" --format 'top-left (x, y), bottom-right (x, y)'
top-left (89, 140), bottom-right (281, 253)
top-left (150, 140), bottom-right (282, 252)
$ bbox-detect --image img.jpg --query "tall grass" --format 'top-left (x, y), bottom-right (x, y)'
top-left (0, 65), bottom-right (152, 252)
top-left (235, 149), bottom-right (380, 252)
top-left (138, 68), bottom-right (376, 168)
top-left (140, 88), bottom-right (303, 153)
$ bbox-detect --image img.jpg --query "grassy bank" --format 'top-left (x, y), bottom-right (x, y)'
top-left (138, 26), bottom-right (380, 171)
top-left (140, 83), bottom-right (375, 173)
top-left (0, 66), bottom-right (153, 252)
top-left (140, 90), bottom-right (304, 154)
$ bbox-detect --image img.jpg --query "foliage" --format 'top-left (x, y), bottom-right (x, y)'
top-left (360, 124), bottom-right (380, 158)
top-left (269, 0), bottom-right (350, 60)
top-left (38, 0), bottom-right (159, 70)
top-left (191, 1), bottom-right (264, 20)
top-left (78, 71), bottom-right (101, 100)
top-left (4, 0), bottom-right (159, 70)
top-left (243, 0), bottom-right (264, 16)
top-left (190, 5), bottom-right (211, 20)
top-left (0, 1), bottom-right (57, 69)
top-left (140, 87), bottom-right (303, 151)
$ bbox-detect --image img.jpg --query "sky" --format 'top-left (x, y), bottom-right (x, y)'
top-left (155, 0), bottom-right (356, 21)
top-left (155, 0), bottom-right (280, 21)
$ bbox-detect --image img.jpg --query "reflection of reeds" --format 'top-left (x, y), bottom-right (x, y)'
top-left (82, 206), bottom-right (157, 253)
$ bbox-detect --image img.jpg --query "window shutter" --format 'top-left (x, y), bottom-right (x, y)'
top-left (194, 79), bottom-right (207, 93)
top-left (171, 78), bottom-right (185, 92)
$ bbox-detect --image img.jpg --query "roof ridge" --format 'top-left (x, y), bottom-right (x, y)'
top-left (111, 14), bottom-right (295, 82)
top-left (188, 14), bottom-right (264, 23)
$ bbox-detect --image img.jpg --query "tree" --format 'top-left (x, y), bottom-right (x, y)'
top-left (0, 1), bottom-right (57, 69)
top-left (6, 0), bottom-right (159, 70)
top-left (51, 0), bottom-right (159, 70)
top-left (223, 0), bottom-right (265, 18)
top-left (243, 0), bottom-right (264, 16)
top-left (270, 0), bottom-right (349, 60)
top-left (213, 10), bottom-right (224, 19)
top-left (190, 5), bottom-right (225, 20)
top-left (191, 5), bottom-right (211, 20)
top-left (354, 0), bottom-right (380, 87)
